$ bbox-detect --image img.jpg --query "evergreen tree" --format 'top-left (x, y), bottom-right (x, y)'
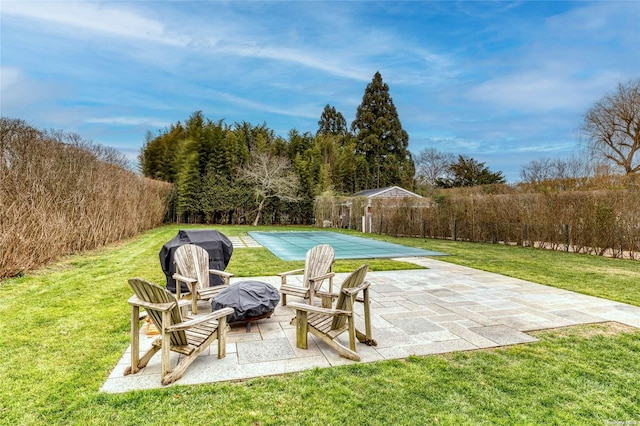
top-left (436, 155), bottom-right (506, 188)
top-left (317, 104), bottom-right (348, 136)
top-left (351, 71), bottom-right (415, 189)
top-left (335, 138), bottom-right (358, 194)
top-left (139, 123), bottom-right (184, 182)
top-left (287, 129), bottom-right (314, 161)
top-left (175, 149), bottom-right (202, 222)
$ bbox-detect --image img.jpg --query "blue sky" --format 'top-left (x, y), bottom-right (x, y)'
top-left (1, 1), bottom-right (639, 182)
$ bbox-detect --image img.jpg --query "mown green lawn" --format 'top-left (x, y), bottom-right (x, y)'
top-left (1, 224), bottom-right (639, 425)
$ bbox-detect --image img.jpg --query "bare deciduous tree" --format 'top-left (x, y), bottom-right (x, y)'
top-left (520, 155), bottom-right (591, 183)
top-left (44, 129), bottom-right (132, 170)
top-left (582, 78), bottom-right (640, 175)
top-left (415, 147), bottom-right (455, 187)
top-left (239, 152), bottom-right (301, 226)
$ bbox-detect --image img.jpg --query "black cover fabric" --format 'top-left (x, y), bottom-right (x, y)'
top-left (159, 229), bottom-right (233, 293)
top-left (212, 281), bottom-right (280, 323)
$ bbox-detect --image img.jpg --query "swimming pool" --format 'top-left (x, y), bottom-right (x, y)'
top-left (248, 231), bottom-right (447, 261)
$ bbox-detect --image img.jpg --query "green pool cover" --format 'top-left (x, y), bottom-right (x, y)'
top-left (248, 231), bottom-right (447, 261)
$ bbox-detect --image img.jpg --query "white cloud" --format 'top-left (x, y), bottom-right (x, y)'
top-left (546, 1), bottom-right (640, 44)
top-left (213, 42), bottom-right (370, 82)
top-left (85, 116), bottom-right (170, 128)
top-left (512, 143), bottom-right (573, 154)
top-left (461, 2), bottom-right (639, 115)
top-left (1, 1), bottom-right (188, 46)
top-left (0, 66), bottom-right (22, 91)
top-left (0, 66), bottom-right (65, 112)
top-left (216, 92), bottom-right (319, 120)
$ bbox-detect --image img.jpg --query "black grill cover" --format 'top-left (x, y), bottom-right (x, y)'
top-left (212, 281), bottom-right (280, 323)
top-left (159, 229), bottom-right (233, 293)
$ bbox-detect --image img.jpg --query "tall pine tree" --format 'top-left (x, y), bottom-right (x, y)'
top-left (351, 71), bottom-right (415, 189)
top-left (317, 104), bottom-right (348, 136)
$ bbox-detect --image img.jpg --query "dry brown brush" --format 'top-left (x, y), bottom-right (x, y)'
top-left (315, 178), bottom-right (640, 259)
top-left (0, 118), bottom-right (172, 279)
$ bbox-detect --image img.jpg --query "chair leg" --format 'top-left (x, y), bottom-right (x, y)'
top-left (347, 315), bottom-right (357, 352)
top-left (308, 287), bottom-right (315, 306)
top-left (160, 311), bottom-right (172, 382)
top-left (217, 317), bottom-right (227, 359)
top-left (309, 327), bottom-right (360, 361)
top-left (162, 323), bottom-right (226, 385)
top-left (354, 288), bottom-right (377, 346)
top-left (124, 307), bottom-right (163, 375)
top-left (321, 294), bottom-right (333, 309)
top-left (295, 311), bottom-right (308, 349)
top-left (129, 305), bottom-right (140, 375)
top-left (192, 294), bottom-right (198, 314)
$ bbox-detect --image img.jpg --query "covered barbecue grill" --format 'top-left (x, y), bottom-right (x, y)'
top-left (159, 229), bottom-right (233, 293)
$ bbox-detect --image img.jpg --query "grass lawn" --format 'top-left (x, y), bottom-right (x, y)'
top-left (1, 224), bottom-right (639, 425)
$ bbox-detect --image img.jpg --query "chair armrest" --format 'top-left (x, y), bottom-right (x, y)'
top-left (308, 272), bottom-right (335, 284)
top-left (177, 300), bottom-right (191, 309)
top-left (208, 269), bottom-right (234, 279)
top-left (172, 273), bottom-right (197, 284)
top-left (315, 290), bottom-right (338, 299)
top-left (128, 295), bottom-right (176, 312)
top-left (278, 268), bottom-right (304, 277)
top-left (287, 302), bottom-right (351, 316)
top-left (342, 281), bottom-right (371, 296)
top-left (315, 290), bottom-right (338, 307)
top-left (167, 307), bottom-right (235, 332)
top-left (209, 269), bottom-right (233, 286)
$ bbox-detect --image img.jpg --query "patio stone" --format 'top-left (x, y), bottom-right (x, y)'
top-left (101, 258), bottom-right (640, 393)
top-left (548, 309), bottom-right (607, 324)
top-left (470, 325), bottom-right (539, 345)
top-left (237, 338), bottom-right (296, 364)
top-left (405, 338), bottom-right (478, 356)
top-left (386, 316), bottom-right (445, 335)
top-left (444, 322), bottom-right (500, 348)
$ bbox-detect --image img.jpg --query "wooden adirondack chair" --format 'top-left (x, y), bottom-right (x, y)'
top-left (279, 244), bottom-right (335, 306)
top-left (288, 264), bottom-right (377, 361)
top-left (173, 244), bottom-right (234, 314)
top-left (125, 278), bottom-right (234, 385)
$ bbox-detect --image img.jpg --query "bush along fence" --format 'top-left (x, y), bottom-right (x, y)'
top-left (314, 185), bottom-right (640, 260)
top-left (0, 118), bottom-right (173, 279)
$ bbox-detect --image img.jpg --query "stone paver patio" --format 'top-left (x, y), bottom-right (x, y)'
top-left (101, 257), bottom-right (640, 393)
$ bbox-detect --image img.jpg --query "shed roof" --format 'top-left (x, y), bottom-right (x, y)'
top-left (351, 186), bottom-right (423, 199)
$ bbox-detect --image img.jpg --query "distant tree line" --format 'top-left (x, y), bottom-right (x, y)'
top-left (141, 73), bottom-right (638, 225)
top-left (140, 72), bottom-right (416, 224)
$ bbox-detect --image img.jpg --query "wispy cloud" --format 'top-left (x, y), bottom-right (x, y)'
top-left (2, 1), bottom-right (638, 183)
top-left (0, 66), bottom-right (65, 110)
top-left (215, 91), bottom-right (319, 120)
top-left (465, 2), bottom-right (640, 114)
top-left (1, 1), bottom-right (187, 46)
top-left (85, 116), bottom-right (170, 128)
top-left (212, 42), bottom-right (371, 82)
top-left (0, 67), bottom-right (22, 91)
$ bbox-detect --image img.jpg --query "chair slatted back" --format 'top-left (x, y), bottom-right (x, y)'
top-left (128, 278), bottom-right (188, 346)
top-left (331, 264), bottom-right (369, 330)
top-left (302, 244), bottom-right (335, 291)
top-left (174, 244), bottom-right (210, 288)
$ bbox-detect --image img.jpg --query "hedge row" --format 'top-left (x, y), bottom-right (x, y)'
top-left (0, 118), bottom-right (172, 279)
top-left (315, 180), bottom-right (640, 259)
